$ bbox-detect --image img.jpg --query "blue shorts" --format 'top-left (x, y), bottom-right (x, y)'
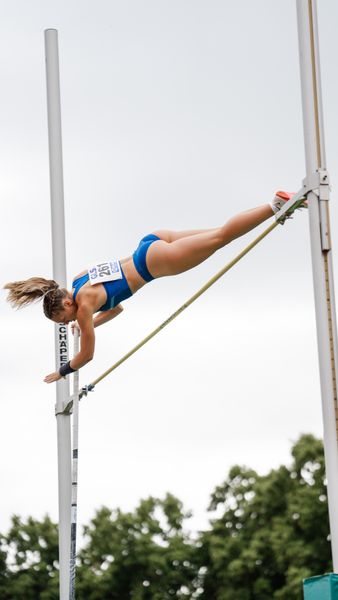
top-left (132, 234), bottom-right (160, 282)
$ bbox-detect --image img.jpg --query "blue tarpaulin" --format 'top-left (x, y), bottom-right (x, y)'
top-left (303, 574), bottom-right (338, 599)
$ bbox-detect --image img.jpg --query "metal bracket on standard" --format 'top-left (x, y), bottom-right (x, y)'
top-left (303, 168), bottom-right (330, 199)
top-left (275, 169), bottom-right (331, 250)
top-left (55, 395), bottom-right (75, 416)
top-left (55, 384), bottom-right (95, 416)
top-left (303, 168), bottom-right (331, 251)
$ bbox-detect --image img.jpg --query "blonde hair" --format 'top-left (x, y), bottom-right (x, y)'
top-left (3, 277), bottom-right (69, 319)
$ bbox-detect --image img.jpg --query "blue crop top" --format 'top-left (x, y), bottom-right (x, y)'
top-left (72, 267), bottom-right (132, 312)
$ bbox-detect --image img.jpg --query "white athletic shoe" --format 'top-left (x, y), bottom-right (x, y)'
top-left (270, 190), bottom-right (307, 215)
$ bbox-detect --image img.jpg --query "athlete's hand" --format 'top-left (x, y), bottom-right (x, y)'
top-left (44, 371), bottom-right (62, 384)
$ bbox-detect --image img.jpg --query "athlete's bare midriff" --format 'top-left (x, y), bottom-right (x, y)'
top-left (120, 256), bottom-right (148, 291)
top-left (72, 256), bottom-right (147, 312)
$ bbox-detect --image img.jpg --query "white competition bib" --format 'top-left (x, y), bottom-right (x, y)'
top-left (87, 259), bottom-right (123, 285)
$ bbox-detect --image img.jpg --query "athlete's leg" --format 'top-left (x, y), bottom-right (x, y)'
top-left (221, 204), bottom-right (273, 242)
top-left (147, 204), bottom-right (273, 278)
top-left (151, 228), bottom-right (217, 242)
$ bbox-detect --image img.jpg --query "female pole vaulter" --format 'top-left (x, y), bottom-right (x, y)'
top-left (4, 192), bottom-right (302, 384)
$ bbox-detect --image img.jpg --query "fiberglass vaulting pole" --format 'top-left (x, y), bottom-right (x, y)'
top-left (45, 29), bottom-right (72, 599)
top-left (296, 0), bottom-right (338, 570)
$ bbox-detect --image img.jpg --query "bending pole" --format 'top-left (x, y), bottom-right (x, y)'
top-left (74, 194), bottom-right (305, 402)
top-left (85, 220), bottom-right (279, 392)
top-left (297, 0), bottom-right (338, 569)
top-left (45, 29), bottom-right (72, 599)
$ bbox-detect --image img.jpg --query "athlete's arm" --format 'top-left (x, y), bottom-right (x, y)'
top-left (70, 304), bottom-right (95, 369)
top-left (93, 304), bottom-right (123, 328)
top-left (44, 304), bottom-right (95, 384)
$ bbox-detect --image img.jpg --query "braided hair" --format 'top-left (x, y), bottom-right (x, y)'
top-left (3, 277), bottom-right (69, 319)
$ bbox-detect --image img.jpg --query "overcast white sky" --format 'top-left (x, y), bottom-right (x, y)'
top-left (1, 0), bottom-right (338, 542)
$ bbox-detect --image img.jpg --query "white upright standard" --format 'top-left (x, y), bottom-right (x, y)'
top-left (297, 0), bottom-right (338, 570)
top-left (70, 328), bottom-right (80, 600)
top-left (45, 28), bottom-right (72, 599)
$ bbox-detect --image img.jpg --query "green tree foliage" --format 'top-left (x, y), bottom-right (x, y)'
top-left (0, 532), bottom-right (10, 599)
top-left (0, 435), bottom-right (332, 599)
top-left (200, 434), bottom-right (331, 599)
top-left (0, 514), bottom-right (59, 599)
top-left (76, 494), bottom-right (200, 599)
